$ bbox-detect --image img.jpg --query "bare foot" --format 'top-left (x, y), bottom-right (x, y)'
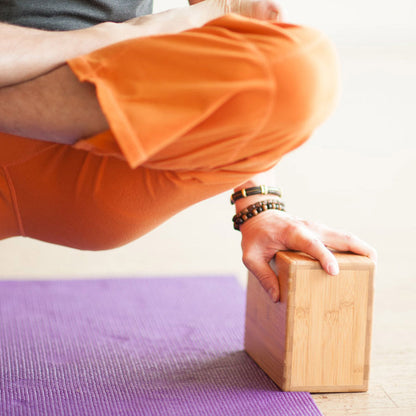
top-left (213, 0), bottom-right (286, 21)
top-left (122, 0), bottom-right (287, 41)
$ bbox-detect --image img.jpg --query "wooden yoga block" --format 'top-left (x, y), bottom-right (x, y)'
top-left (244, 251), bottom-right (375, 393)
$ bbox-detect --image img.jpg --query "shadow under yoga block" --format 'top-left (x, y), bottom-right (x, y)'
top-left (244, 251), bottom-right (375, 393)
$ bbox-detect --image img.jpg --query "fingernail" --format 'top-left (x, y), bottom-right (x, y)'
top-left (268, 288), bottom-right (278, 302)
top-left (328, 262), bottom-right (339, 276)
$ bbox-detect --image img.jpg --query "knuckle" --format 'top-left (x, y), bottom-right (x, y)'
top-left (301, 218), bottom-right (312, 228)
top-left (343, 231), bottom-right (356, 247)
top-left (256, 272), bottom-right (272, 285)
top-left (280, 221), bottom-right (305, 247)
top-left (242, 253), bottom-right (256, 270)
top-left (282, 222), bottom-right (299, 239)
top-left (344, 231), bottom-right (354, 240)
top-left (304, 237), bottom-right (321, 252)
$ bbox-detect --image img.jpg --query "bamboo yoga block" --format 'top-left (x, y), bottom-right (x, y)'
top-left (244, 251), bottom-right (375, 393)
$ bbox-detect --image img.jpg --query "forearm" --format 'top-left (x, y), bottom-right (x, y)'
top-left (0, 1), bottom-right (228, 142)
top-left (0, 22), bottom-right (125, 87)
top-left (0, 1), bottom-right (224, 88)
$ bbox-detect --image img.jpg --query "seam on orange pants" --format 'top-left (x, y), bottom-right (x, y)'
top-left (0, 132), bottom-right (58, 167)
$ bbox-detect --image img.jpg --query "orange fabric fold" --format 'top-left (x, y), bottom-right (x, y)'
top-left (0, 14), bottom-right (339, 250)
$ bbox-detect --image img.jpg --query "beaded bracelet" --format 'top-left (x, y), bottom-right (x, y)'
top-left (232, 199), bottom-right (286, 231)
top-left (230, 185), bottom-right (282, 205)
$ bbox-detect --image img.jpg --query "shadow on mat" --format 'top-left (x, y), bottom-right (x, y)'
top-left (131, 350), bottom-right (280, 393)
top-left (180, 351), bottom-right (279, 392)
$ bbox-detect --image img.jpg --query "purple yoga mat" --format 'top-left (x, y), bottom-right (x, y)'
top-left (0, 276), bottom-right (322, 416)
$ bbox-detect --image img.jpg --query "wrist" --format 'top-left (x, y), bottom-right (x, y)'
top-left (234, 193), bottom-right (281, 212)
top-left (80, 21), bottom-right (131, 48)
top-left (233, 199), bottom-right (286, 230)
top-left (232, 185), bottom-right (282, 211)
top-left (231, 182), bottom-right (285, 230)
top-left (124, 5), bottom-right (218, 38)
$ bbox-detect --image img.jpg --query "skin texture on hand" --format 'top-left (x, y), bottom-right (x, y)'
top-left (239, 207), bottom-right (377, 303)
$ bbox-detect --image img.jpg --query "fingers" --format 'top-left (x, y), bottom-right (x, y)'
top-left (233, 0), bottom-right (287, 21)
top-left (259, 1), bottom-right (287, 22)
top-left (269, 1), bottom-right (288, 22)
top-left (243, 254), bottom-right (280, 302)
top-left (239, 211), bottom-right (377, 304)
top-left (327, 230), bottom-right (377, 262)
top-left (283, 224), bottom-right (340, 276)
top-left (307, 223), bottom-right (378, 263)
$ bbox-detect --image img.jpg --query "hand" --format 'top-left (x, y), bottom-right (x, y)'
top-left (240, 209), bottom-right (377, 302)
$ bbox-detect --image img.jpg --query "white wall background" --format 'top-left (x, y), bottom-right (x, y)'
top-left (0, 0), bottom-right (415, 284)
top-left (156, 0), bottom-right (416, 43)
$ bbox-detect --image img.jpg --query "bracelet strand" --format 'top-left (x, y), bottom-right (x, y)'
top-left (232, 199), bottom-right (286, 231)
top-left (230, 185), bottom-right (282, 205)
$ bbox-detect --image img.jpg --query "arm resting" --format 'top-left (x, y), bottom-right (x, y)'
top-left (0, 1), bottom-right (224, 87)
top-left (0, 22), bottom-right (125, 87)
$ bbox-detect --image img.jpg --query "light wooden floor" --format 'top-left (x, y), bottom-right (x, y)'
top-left (312, 250), bottom-right (416, 415)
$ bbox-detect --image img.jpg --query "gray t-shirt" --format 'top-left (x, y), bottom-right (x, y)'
top-left (0, 0), bottom-right (153, 30)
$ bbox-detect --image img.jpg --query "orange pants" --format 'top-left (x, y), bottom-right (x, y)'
top-left (0, 15), bottom-right (339, 250)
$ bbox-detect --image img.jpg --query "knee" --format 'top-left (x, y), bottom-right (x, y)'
top-left (263, 25), bottom-right (340, 136)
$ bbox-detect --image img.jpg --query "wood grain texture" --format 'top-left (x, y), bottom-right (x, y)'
top-left (312, 252), bottom-right (416, 415)
top-left (244, 251), bottom-right (375, 392)
top-left (244, 258), bottom-right (291, 388)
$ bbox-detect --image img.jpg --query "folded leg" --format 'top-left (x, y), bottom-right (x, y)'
top-left (0, 14), bottom-right (339, 249)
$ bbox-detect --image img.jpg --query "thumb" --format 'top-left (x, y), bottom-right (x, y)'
top-left (245, 258), bottom-right (280, 302)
